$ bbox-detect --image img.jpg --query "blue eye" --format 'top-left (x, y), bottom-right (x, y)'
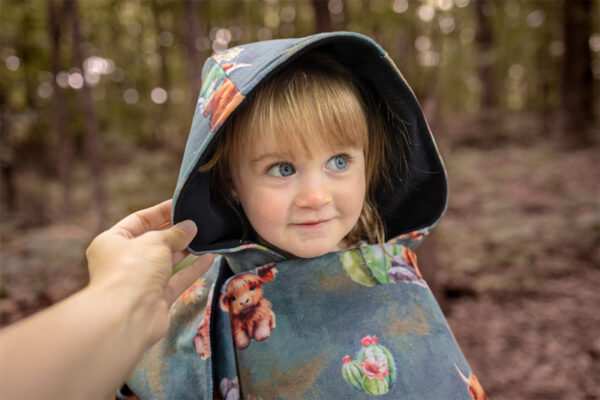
top-left (326, 155), bottom-right (348, 170)
top-left (267, 162), bottom-right (295, 177)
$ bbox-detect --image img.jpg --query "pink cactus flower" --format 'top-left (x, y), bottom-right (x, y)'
top-left (342, 355), bottom-right (352, 363)
top-left (360, 355), bottom-right (390, 382)
top-left (360, 335), bottom-right (379, 346)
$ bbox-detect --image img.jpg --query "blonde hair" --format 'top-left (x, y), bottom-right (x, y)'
top-left (202, 52), bottom-right (401, 248)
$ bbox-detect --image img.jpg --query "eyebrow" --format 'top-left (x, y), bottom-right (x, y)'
top-left (251, 152), bottom-right (296, 164)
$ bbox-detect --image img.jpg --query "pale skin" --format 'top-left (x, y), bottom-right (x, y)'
top-left (232, 140), bottom-right (366, 259)
top-left (0, 200), bottom-right (214, 400)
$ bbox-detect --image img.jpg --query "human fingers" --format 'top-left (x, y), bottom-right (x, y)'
top-left (109, 200), bottom-right (173, 239)
top-left (164, 254), bottom-right (215, 305)
top-left (172, 249), bottom-right (190, 267)
top-left (160, 220), bottom-right (197, 252)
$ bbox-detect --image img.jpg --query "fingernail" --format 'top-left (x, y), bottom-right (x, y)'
top-left (175, 220), bottom-right (196, 235)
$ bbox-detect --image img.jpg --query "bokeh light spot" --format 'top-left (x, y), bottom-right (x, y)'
top-left (68, 72), bottom-right (84, 89)
top-left (280, 6), bottom-right (296, 22)
top-left (436, 0), bottom-right (453, 11)
top-left (417, 5), bottom-right (435, 22)
top-left (439, 16), bottom-right (455, 34)
top-left (415, 35), bottom-right (432, 52)
top-left (328, 0), bottom-right (343, 14)
top-left (526, 10), bottom-right (544, 28)
top-left (392, 0), bottom-right (408, 14)
top-left (589, 33), bottom-right (600, 53)
top-left (159, 31), bottom-right (174, 47)
top-left (123, 88), bottom-right (139, 104)
top-left (56, 71), bottom-right (69, 88)
top-left (151, 87), bottom-right (168, 104)
top-left (5, 55), bottom-right (20, 71)
top-left (508, 64), bottom-right (525, 80)
top-left (460, 27), bottom-right (475, 43)
top-left (37, 83), bottom-right (53, 99)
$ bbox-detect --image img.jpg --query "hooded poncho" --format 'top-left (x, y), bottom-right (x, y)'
top-left (127, 32), bottom-right (486, 400)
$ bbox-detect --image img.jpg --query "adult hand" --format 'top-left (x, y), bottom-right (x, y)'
top-left (86, 199), bottom-right (214, 346)
top-left (0, 199), bottom-right (213, 399)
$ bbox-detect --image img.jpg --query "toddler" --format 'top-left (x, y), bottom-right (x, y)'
top-left (127, 32), bottom-right (486, 400)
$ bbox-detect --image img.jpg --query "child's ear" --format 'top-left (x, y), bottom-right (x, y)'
top-left (230, 188), bottom-right (239, 202)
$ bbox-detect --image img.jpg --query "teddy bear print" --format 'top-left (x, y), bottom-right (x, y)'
top-left (220, 263), bottom-right (277, 350)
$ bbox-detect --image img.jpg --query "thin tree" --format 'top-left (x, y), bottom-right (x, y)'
top-left (474, 0), bottom-right (496, 105)
top-left (0, 89), bottom-right (15, 213)
top-left (183, 0), bottom-right (205, 114)
top-left (48, 0), bottom-right (73, 219)
top-left (561, 0), bottom-right (594, 148)
top-left (312, 0), bottom-right (332, 33)
top-left (151, 0), bottom-right (170, 145)
top-left (65, 0), bottom-right (107, 231)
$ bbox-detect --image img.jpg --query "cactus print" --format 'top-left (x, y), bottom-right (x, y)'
top-left (341, 245), bottom-right (426, 287)
top-left (341, 335), bottom-right (396, 395)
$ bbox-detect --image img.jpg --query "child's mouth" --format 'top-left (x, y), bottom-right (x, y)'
top-left (293, 219), bottom-right (330, 229)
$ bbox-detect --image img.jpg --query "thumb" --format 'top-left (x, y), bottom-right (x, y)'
top-left (162, 220), bottom-right (197, 252)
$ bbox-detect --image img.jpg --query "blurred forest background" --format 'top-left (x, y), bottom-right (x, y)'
top-left (0, 0), bottom-right (598, 398)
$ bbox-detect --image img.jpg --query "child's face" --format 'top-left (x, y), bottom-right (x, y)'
top-left (232, 140), bottom-right (366, 258)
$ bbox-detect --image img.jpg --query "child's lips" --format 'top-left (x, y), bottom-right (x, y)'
top-left (292, 219), bottom-right (331, 229)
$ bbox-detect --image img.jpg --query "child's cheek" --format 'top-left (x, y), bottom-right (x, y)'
top-left (242, 187), bottom-right (288, 236)
top-left (339, 173), bottom-right (366, 217)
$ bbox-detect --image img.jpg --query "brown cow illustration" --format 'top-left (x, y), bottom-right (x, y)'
top-left (220, 264), bottom-right (277, 350)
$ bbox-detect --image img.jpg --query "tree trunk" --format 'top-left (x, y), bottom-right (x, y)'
top-left (48, 0), bottom-right (73, 219)
top-left (474, 0), bottom-right (496, 110)
top-left (473, 0), bottom-right (498, 143)
top-left (65, 0), bottom-right (107, 232)
top-left (0, 89), bottom-right (16, 214)
top-left (312, 0), bottom-right (332, 33)
top-left (183, 0), bottom-right (205, 113)
top-left (560, 0), bottom-right (594, 149)
top-left (151, 0), bottom-right (169, 145)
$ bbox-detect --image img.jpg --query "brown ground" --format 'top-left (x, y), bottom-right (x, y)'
top-left (0, 114), bottom-right (598, 399)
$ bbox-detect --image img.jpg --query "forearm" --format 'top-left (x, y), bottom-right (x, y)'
top-left (0, 285), bottom-right (154, 399)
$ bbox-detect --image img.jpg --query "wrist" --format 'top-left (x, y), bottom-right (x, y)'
top-left (85, 276), bottom-right (168, 350)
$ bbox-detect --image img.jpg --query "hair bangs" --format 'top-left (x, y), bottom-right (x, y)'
top-left (235, 63), bottom-right (369, 161)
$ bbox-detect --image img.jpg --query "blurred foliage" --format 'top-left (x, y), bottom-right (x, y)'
top-left (0, 0), bottom-right (597, 166)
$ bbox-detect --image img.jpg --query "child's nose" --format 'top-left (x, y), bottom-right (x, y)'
top-left (294, 179), bottom-right (332, 209)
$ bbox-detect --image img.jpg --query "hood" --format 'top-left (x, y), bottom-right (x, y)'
top-left (172, 32), bottom-right (447, 262)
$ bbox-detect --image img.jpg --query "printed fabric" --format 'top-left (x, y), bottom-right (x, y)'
top-left (128, 243), bottom-right (486, 399)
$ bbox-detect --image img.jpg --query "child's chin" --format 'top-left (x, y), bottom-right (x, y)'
top-left (287, 246), bottom-right (338, 259)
